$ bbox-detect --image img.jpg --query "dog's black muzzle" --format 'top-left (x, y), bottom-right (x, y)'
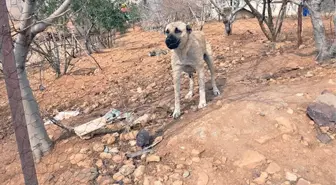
top-left (165, 34), bottom-right (180, 49)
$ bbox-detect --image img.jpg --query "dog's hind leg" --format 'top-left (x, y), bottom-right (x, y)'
top-left (204, 42), bottom-right (220, 96)
top-left (185, 73), bottom-right (194, 99)
top-left (172, 67), bottom-right (182, 118)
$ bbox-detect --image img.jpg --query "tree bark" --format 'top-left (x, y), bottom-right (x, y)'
top-left (14, 0), bottom-right (54, 162)
top-left (307, 0), bottom-right (330, 61)
top-left (12, 0), bottom-right (72, 162)
top-left (0, 0), bottom-right (38, 184)
top-left (297, 3), bottom-right (303, 46)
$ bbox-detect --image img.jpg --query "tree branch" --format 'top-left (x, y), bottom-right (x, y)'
top-left (31, 0), bottom-right (72, 35)
top-left (209, 0), bottom-right (225, 16)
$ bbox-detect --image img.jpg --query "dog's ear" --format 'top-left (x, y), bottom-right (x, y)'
top-left (186, 24), bottom-right (192, 34)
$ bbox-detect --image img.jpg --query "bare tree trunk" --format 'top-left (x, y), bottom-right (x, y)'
top-left (307, 0), bottom-right (330, 61)
top-left (14, 0), bottom-right (54, 163)
top-left (10, 0), bottom-right (72, 162)
top-left (297, 3), bottom-right (303, 46)
top-left (0, 0), bottom-right (39, 184)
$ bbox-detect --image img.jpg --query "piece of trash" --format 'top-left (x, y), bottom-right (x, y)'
top-left (104, 109), bottom-right (121, 123)
top-left (148, 49), bottom-right (168, 57)
top-left (74, 117), bottom-right (107, 139)
top-left (44, 110), bottom-right (80, 125)
top-left (136, 129), bottom-right (151, 148)
top-left (103, 146), bottom-right (119, 154)
top-left (103, 109), bottom-right (133, 124)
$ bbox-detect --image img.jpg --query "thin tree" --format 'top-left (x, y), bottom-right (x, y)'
top-left (12, 0), bottom-right (72, 162)
top-left (305, 0), bottom-right (336, 61)
top-left (1, 0), bottom-right (38, 184)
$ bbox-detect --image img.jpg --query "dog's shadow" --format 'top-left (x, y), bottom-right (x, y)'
top-left (205, 77), bottom-right (227, 102)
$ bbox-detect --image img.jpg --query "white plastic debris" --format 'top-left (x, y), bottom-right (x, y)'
top-left (44, 111), bottom-right (80, 125)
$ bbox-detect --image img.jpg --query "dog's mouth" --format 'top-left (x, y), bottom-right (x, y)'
top-left (165, 35), bottom-right (180, 49)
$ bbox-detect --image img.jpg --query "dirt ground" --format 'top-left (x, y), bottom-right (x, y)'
top-left (0, 17), bottom-right (335, 185)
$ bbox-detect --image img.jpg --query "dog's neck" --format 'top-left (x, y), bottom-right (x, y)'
top-left (174, 34), bottom-right (190, 54)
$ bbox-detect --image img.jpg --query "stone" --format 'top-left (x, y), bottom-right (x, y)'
top-left (285, 172), bottom-right (298, 182)
top-left (143, 176), bottom-right (152, 185)
top-left (255, 135), bottom-right (275, 144)
top-left (183, 170), bottom-right (190, 178)
top-left (120, 130), bottom-right (139, 141)
top-left (298, 44), bottom-right (306, 49)
top-left (328, 79), bottom-right (336, 84)
top-left (197, 172), bottom-right (209, 185)
top-left (287, 108), bottom-right (294, 114)
top-left (134, 114), bottom-right (150, 124)
top-left (316, 133), bottom-right (332, 144)
top-left (233, 150), bottom-right (266, 168)
top-left (97, 176), bottom-right (113, 185)
top-left (119, 164), bottom-right (136, 176)
top-left (282, 134), bottom-right (291, 141)
top-left (136, 129), bottom-right (151, 148)
top-left (146, 155), bottom-right (161, 162)
top-left (101, 134), bottom-right (116, 145)
top-left (222, 157), bottom-right (227, 163)
top-left (133, 165), bottom-right (145, 179)
top-left (70, 154), bottom-right (87, 164)
top-left (275, 117), bottom-right (298, 133)
top-left (137, 87), bottom-right (143, 93)
top-left (99, 152), bottom-right (112, 159)
top-left (316, 92), bottom-right (336, 108)
top-left (192, 157), bottom-right (201, 163)
top-left (266, 162), bottom-right (281, 174)
top-left (80, 148), bottom-right (90, 154)
top-left (129, 140), bottom-right (137, 146)
top-left (253, 172), bottom-right (268, 185)
top-left (191, 149), bottom-right (204, 156)
top-left (176, 164), bottom-right (184, 169)
top-left (306, 102), bottom-right (336, 127)
top-left (296, 178), bottom-right (311, 185)
top-left (112, 154), bottom-right (123, 163)
top-left (96, 159), bottom-right (103, 168)
top-left (154, 181), bottom-right (163, 185)
top-left (173, 181), bottom-right (183, 185)
top-left (93, 143), bottom-right (104, 152)
top-left (112, 172), bottom-right (124, 181)
top-left (77, 160), bottom-right (91, 168)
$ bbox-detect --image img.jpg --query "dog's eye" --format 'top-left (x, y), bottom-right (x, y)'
top-left (175, 28), bottom-right (182, 34)
top-left (165, 30), bottom-right (170, 34)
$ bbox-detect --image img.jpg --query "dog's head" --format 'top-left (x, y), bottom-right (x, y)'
top-left (164, 21), bottom-right (192, 50)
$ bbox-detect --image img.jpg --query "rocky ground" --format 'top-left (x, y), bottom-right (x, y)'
top-left (0, 17), bottom-right (335, 185)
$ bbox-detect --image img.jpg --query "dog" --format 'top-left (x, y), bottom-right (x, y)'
top-left (164, 21), bottom-right (221, 119)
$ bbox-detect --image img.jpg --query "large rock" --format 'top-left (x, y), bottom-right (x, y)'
top-left (306, 102), bottom-right (336, 127)
top-left (316, 92), bottom-right (336, 108)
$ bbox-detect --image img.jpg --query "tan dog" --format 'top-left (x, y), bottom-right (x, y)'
top-left (164, 21), bottom-right (221, 119)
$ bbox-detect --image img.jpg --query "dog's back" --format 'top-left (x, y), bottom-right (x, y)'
top-left (235, 8), bottom-right (255, 19)
top-left (189, 31), bottom-right (207, 52)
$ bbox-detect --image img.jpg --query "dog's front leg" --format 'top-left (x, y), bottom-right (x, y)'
top-left (197, 67), bottom-right (207, 109)
top-left (172, 67), bottom-right (182, 118)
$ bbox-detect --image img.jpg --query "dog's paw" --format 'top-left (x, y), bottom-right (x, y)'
top-left (172, 109), bottom-right (181, 119)
top-left (213, 87), bottom-right (220, 96)
top-left (185, 91), bottom-right (193, 99)
top-left (198, 102), bottom-right (207, 109)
